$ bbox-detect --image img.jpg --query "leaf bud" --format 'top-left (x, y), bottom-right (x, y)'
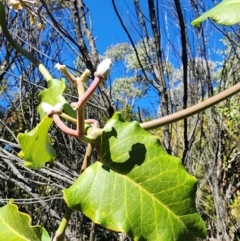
top-left (96, 59), bottom-right (112, 79)
top-left (41, 102), bottom-right (63, 116)
top-left (41, 102), bottom-right (53, 116)
top-left (55, 63), bottom-right (66, 70)
top-left (53, 103), bottom-right (63, 113)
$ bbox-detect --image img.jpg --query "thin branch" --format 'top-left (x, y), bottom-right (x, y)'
top-left (0, 1), bottom-right (52, 81)
top-left (111, 0), bottom-right (153, 88)
top-left (173, 0), bottom-right (188, 161)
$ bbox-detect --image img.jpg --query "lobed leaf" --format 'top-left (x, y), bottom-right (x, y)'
top-left (64, 113), bottom-right (207, 241)
top-left (17, 116), bottom-right (55, 170)
top-left (17, 78), bottom-right (75, 170)
top-left (192, 0), bottom-right (240, 27)
top-left (0, 200), bottom-right (50, 241)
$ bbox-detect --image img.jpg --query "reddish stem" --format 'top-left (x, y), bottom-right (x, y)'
top-left (52, 114), bottom-right (78, 138)
top-left (72, 74), bottom-right (102, 109)
top-left (73, 74), bottom-right (103, 138)
top-left (51, 74), bottom-right (104, 141)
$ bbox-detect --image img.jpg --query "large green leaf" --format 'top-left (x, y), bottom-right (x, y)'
top-left (192, 0), bottom-right (240, 27)
top-left (0, 200), bottom-right (50, 241)
top-left (63, 113), bottom-right (207, 241)
top-left (17, 116), bottom-right (55, 170)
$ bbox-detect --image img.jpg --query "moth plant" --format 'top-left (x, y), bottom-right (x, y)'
top-left (1, 0), bottom-right (240, 240)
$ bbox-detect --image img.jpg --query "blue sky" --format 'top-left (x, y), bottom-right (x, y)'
top-left (85, 1), bottom-right (226, 56)
top-left (81, 1), bottom-right (228, 115)
top-left (85, 0), bottom-right (129, 53)
top-left (0, 1), bottom-right (229, 115)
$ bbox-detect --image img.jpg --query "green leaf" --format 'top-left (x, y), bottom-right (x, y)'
top-left (0, 200), bottom-right (50, 241)
top-left (17, 79), bottom-right (75, 169)
top-left (38, 78), bottom-right (75, 119)
top-left (63, 113), bottom-right (207, 241)
top-left (37, 78), bottom-right (65, 119)
top-left (17, 116), bottom-right (55, 170)
top-left (192, 0), bottom-right (240, 27)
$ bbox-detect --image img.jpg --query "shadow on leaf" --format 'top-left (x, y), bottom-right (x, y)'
top-left (101, 127), bottom-right (146, 174)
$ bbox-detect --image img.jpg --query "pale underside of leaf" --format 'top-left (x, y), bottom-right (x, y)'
top-left (17, 116), bottom-right (55, 170)
top-left (192, 0), bottom-right (240, 27)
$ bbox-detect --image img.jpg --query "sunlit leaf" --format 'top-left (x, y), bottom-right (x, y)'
top-left (37, 21), bottom-right (46, 30)
top-left (30, 15), bottom-right (36, 25)
top-left (8, 0), bottom-right (23, 11)
top-left (64, 112), bottom-right (207, 241)
top-left (0, 200), bottom-right (50, 241)
top-left (17, 79), bottom-right (76, 169)
top-left (37, 79), bottom-right (66, 119)
top-left (192, 0), bottom-right (240, 27)
top-left (17, 116), bottom-right (55, 170)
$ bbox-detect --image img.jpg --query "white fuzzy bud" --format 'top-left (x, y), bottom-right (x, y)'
top-left (55, 63), bottom-right (66, 71)
top-left (41, 102), bottom-right (53, 116)
top-left (54, 63), bottom-right (61, 70)
top-left (96, 59), bottom-right (112, 78)
top-left (53, 103), bottom-right (63, 113)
